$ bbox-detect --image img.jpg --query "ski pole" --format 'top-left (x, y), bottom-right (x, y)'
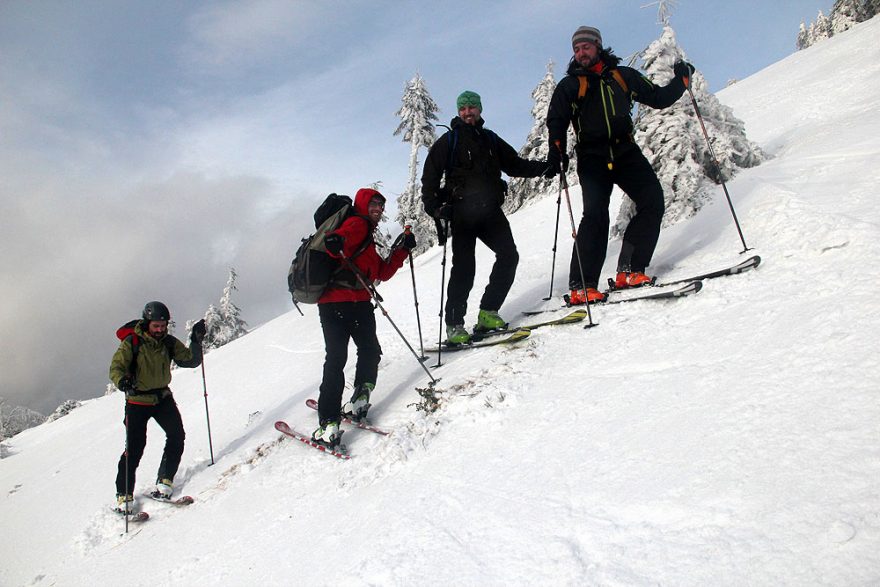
top-left (543, 179), bottom-right (564, 301)
top-left (556, 141), bottom-right (597, 329)
top-left (200, 360), bottom-right (215, 465)
top-left (404, 225), bottom-right (426, 360)
top-left (434, 219), bottom-right (450, 369)
top-left (124, 410), bottom-right (130, 533)
top-left (341, 256), bottom-right (438, 384)
top-left (683, 75), bottom-right (751, 253)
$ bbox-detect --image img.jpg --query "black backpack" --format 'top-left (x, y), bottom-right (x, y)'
top-left (287, 193), bottom-right (372, 305)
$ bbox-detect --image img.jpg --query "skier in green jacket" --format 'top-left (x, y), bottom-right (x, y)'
top-left (109, 301), bottom-right (205, 514)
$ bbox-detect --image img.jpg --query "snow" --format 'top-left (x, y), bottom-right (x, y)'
top-left (2, 17), bottom-right (880, 587)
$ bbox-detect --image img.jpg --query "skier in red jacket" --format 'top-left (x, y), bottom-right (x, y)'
top-left (312, 187), bottom-right (416, 448)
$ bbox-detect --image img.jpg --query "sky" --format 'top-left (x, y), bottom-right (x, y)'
top-left (2, 15), bottom-right (879, 583)
top-left (0, 0), bottom-right (832, 414)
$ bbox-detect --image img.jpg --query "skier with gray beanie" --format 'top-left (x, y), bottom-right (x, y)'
top-left (546, 25), bottom-right (694, 305)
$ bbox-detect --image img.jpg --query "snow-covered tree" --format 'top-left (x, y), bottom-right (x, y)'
top-left (504, 60), bottom-right (580, 215)
top-left (796, 22), bottom-right (810, 50)
top-left (0, 398), bottom-right (46, 441)
top-left (799, 1), bottom-right (878, 49)
top-left (613, 25), bottom-right (764, 235)
top-left (393, 73), bottom-right (440, 255)
top-left (45, 400), bottom-right (81, 423)
top-left (191, 268), bottom-right (249, 351)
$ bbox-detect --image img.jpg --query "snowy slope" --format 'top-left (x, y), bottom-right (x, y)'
top-left (2, 17), bottom-right (879, 587)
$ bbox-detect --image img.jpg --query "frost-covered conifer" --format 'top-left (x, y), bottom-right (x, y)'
top-left (193, 268), bottom-right (249, 351)
top-left (394, 74), bottom-right (439, 255)
top-left (505, 61), bottom-right (577, 215)
top-left (613, 25), bottom-right (764, 235)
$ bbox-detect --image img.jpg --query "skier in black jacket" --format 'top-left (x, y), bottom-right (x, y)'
top-left (546, 25), bottom-right (694, 304)
top-left (422, 90), bottom-right (553, 344)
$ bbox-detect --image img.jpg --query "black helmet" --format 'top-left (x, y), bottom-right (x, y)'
top-left (142, 301), bottom-right (171, 322)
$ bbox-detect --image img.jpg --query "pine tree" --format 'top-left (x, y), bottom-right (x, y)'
top-left (811, 11), bottom-right (834, 44)
top-left (393, 74), bottom-right (440, 255)
top-left (796, 22), bottom-right (810, 50)
top-left (193, 268), bottom-right (249, 351)
top-left (613, 25), bottom-right (764, 235)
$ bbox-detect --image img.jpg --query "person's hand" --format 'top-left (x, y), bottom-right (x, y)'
top-left (674, 60), bottom-right (695, 82)
top-left (325, 233), bottom-right (344, 256)
top-left (546, 149), bottom-right (569, 176)
top-left (402, 232), bottom-right (417, 250)
top-left (118, 375), bottom-right (134, 393)
top-left (435, 204), bottom-right (453, 221)
top-left (190, 319), bottom-right (206, 345)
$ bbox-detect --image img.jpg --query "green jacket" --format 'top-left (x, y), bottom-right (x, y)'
top-left (109, 321), bottom-right (203, 405)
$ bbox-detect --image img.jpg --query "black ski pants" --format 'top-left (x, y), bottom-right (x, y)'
top-left (317, 301), bottom-right (381, 422)
top-left (115, 393), bottom-right (185, 495)
top-left (446, 207), bottom-right (519, 326)
top-left (569, 148), bottom-right (665, 288)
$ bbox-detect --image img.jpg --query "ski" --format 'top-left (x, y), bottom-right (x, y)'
top-left (275, 421), bottom-right (351, 460)
top-left (523, 282), bottom-right (702, 315)
top-left (652, 254), bottom-right (761, 287)
top-left (144, 492), bottom-right (194, 506)
top-left (111, 508), bottom-right (150, 522)
top-left (470, 309), bottom-right (588, 341)
top-left (424, 327), bottom-right (531, 353)
top-left (604, 280), bottom-right (703, 304)
top-left (305, 398), bottom-right (390, 436)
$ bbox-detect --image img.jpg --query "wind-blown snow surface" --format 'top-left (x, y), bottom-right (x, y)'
top-left (3, 18), bottom-right (880, 587)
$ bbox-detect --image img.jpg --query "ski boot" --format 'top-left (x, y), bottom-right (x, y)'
top-left (567, 287), bottom-right (606, 305)
top-left (613, 270), bottom-right (654, 289)
top-left (446, 324), bottom-right (471, 345)
top-left (311, 419), bottom-right (342, 449)
top-left (342, 383), bottom-right (374, 421)
top-left (149, 478), bottom-right (174, 501)
top-left (115, 493), bottom-right (136, 515)
top-left (475, 309), bottom-right (507, 332)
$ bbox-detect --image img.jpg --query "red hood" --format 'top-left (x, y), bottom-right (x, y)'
top-left (353, 188), bottom-right (384, 216)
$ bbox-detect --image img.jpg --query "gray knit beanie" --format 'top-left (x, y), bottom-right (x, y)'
top-left (572, 26), bottom-right (602, 49)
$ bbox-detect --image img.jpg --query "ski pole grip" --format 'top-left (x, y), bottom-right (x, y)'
top-left (404, 224), bottom-right (412, 235)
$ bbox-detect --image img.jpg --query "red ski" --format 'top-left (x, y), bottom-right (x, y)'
top-left (305, 398), bottom-right (390, 436)
top-left (275, 421), bottom-right (351, 460)
top-left (144, 492), bottom-right (194, 506)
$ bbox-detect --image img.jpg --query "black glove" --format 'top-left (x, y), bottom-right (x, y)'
top-left (435, 203), bottom-right (453, 221)
top-left (392, 231), bottom-right (418, 251)
top-left (118, 375), bottom-right (134, 393)
top-left (325, 233), bottom-right (344, 256)
top-left (190, 319), bottom-right (206, 345)
top-left (674, 60), bottom-right (695, 82)
top-left (546, 149), bottom-right (569, 176)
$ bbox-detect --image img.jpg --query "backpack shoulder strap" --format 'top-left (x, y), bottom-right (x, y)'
top-left (445, 129), bottom-right (458, 173)
top-left (125, 333), bottom-right (139, 377)
top-left (577, 75), bottom-right (589, 100)
top-left (611, 69), bottom-right (629, 94)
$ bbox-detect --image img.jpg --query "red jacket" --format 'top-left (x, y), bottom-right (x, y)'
top-left (318, 188), bottom-right (408, 304)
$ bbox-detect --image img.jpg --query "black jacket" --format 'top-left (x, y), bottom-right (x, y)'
top-left (421, 117), bottom-right (546, 219)
top-left (547, 57), bottom-right (686, 160)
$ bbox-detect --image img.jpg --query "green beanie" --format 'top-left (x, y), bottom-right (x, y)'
top-left (456, 90), bottom-right (482, 110)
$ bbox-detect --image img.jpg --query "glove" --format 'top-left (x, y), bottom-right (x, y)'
top-left (392, 231), bottom-right (418, 251)
top-left (674, 60), bottom-right (695, 82)
top-left (190, 319), bottom-right (206, 345)
top-left (325, 233), bottom-right (344, 256)
top-left (546, 149), bottom-right (569, 176)
top-left (435, 203), bottom-right (453, 221)
top-left (118, 375), bottom-right (134, 393)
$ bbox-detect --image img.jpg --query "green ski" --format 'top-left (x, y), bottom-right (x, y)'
top-left (470, 309), bottom-right (588, 341)
top-left (424, 327), bottom-right (531, 353)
